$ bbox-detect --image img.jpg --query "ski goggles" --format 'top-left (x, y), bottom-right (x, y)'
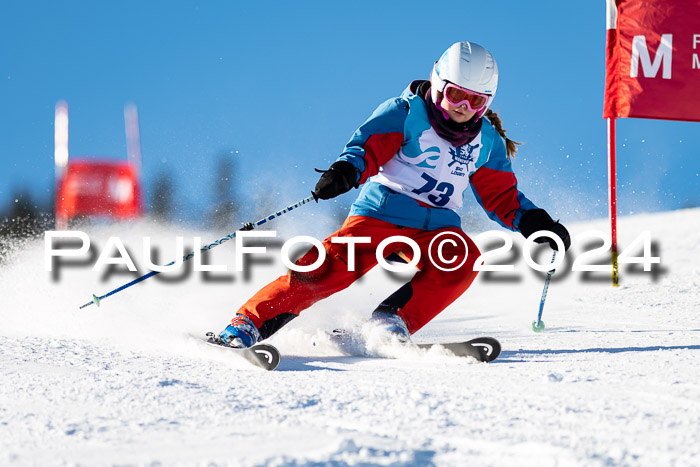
top-left (442, 82), bottom-right (489, 112)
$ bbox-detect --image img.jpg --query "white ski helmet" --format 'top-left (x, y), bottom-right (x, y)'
top-left (430, 41), bottom-right (499, 115)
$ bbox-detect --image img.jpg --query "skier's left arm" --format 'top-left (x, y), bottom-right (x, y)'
top-left (469, 137), bottom-right (571, 251)
top-left (469, 136), bottom-right (536, 232)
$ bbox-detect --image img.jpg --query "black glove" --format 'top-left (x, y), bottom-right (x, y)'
top-left (312, 160), bottom-right (358, 201)
top-left (519, 209), bottom-right (571, 251)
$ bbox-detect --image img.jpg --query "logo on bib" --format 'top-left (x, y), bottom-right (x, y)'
top-left (448, 143), bottom-right (480, 168)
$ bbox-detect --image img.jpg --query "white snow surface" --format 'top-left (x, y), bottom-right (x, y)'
top-left (1, 208), bottom-right (699, 466)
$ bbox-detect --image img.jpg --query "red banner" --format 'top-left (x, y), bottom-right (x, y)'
top-left (56, 159), bottom-right (143, 223)
top-left (604, 0), bottom-right (700, 121)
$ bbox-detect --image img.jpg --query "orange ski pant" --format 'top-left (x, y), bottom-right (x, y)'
top-left (236, 215), bottom-right (480, 338)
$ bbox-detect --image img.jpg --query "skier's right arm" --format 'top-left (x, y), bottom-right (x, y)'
top-left (313, 98), bottom-right (408, 201)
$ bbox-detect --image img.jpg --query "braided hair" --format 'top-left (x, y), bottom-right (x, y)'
top-left (484, 109), bottom-right (521, 159)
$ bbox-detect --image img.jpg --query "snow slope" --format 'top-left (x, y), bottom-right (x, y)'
top-left (1, 208), bottom-right (699, 466)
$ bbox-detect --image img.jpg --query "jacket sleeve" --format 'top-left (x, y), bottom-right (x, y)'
top-left (337, 97), bottom-right (408, 185)
top-left (469, 132), bottom-right (537, 231)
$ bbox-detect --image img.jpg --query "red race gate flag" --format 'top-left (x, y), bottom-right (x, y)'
top-left (604, 0), bottom-right (700, 121)
top-left (604, 0), bottom-right (699, 286)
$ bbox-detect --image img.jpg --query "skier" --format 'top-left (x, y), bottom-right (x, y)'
top-left (217, 41), bottom-right (571, 348)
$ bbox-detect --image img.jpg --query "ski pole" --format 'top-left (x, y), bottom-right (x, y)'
top-left (78, 194), bottom-right (316, 310)
top-left (531, 250), bottom-right (557, 333)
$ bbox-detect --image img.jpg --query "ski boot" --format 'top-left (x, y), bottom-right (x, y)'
top-left (217, 314), bottom-right (261, 349)
top-left (362, 311), bottom-right (411, 344)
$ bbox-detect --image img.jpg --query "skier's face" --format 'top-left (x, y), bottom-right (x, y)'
top-left (440, 95), bottom-right (477, 123)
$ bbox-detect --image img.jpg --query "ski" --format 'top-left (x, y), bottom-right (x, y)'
top-left (199, 332), bottom-right (281, 371)
top-left (327, 330), bottom-right (501, 363)
top-left (415, 337), bottom-right (501, 362)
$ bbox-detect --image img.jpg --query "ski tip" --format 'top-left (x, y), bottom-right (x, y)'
top-left (250, 344), bottom-right (281, 371)
top-left (417, 337), bottom-right (501, 363)
top-left (199, 334), bottom-right (281, 371)
top-left (472, 337), bottom-right (501, 362)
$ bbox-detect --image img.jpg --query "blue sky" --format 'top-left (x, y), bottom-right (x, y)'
top-left (1, 1), bottom-right (698, 226)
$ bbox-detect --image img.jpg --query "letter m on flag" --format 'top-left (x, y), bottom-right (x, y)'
top-left (630, 34), bottom-right (673, 79)
top-left (604, 0), bottom-right (700, 122)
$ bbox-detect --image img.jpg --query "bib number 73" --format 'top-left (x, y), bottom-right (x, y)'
top-left (411, 173), bottom-right (454, 207)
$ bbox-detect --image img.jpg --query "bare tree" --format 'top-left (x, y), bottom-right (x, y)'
top-left (150, 170), bottom-right (175, 224)
top-left (208, 152), bottom-right (239, 230)
top-left (0, 189), bottom-right (52, 263)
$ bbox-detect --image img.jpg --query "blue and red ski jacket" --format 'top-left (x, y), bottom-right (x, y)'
top-left (336, 82), bottom-right (537, 231)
